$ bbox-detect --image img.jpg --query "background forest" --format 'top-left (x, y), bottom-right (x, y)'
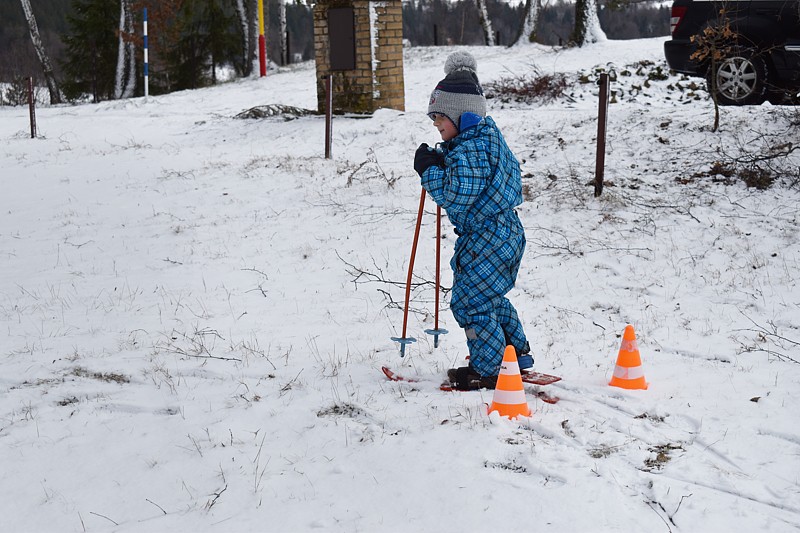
top-left (0, 0), bottom-right (669, 101)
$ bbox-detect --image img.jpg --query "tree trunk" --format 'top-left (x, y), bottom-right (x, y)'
top-left (235, 0), bottom-right (258, 76)
top-left (571, 0), bottom-right (607, 46)
top-left (280, 1), bottom-right (287, 65)
top-left (19, 0), bottom-right (62, 104)
top-left (476, 0), bottom-right (495, 46)
top-left (512, 0), bottom-right (541, 46)
top-left (115, 0), bottom-right (136, 99)
top-left (710, 56), bottom-right (720, 132)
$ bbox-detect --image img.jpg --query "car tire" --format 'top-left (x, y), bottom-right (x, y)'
top-left (707, 48), bottom-right (768, 106)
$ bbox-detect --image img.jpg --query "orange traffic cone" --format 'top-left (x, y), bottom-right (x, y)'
top-left (609, 325), bottom-right (648, 390)
top-left (488, 346), bottom-right (531, 419)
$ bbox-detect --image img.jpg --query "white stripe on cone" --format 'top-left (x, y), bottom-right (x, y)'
top-left (613, 365), bottom-right (645, 380)
top-left (500, 361), bottom-right (520, 375)
top-left (491, 388), bottom-right (527, 405)
top-left (620, 339), bottom-right (639, 352)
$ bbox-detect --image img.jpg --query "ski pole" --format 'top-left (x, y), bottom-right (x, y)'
top-left (391, 187), bottom-right (426, 356)
top-left (424, 205), bottom-right (448, 347)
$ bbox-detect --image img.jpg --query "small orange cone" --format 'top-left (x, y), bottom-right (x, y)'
top-left (488, 346), bottom-right (531, 419)
top-left (609, 325), bottom-right (648, 390)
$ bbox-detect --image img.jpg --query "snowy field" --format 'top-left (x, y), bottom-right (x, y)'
top-left (2, 37), bottom-right (800, 532)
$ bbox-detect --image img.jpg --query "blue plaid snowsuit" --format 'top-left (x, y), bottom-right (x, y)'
top-left (421, 116), bottom-right (528, 377)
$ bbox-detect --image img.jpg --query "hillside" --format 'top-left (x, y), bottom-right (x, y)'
top-left (1, 38), bottom-right (799, 532)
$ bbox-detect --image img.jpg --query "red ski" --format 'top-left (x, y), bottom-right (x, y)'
top-left (381, 366), bottom-right (417, 383)
top-left (520, 371), bottom-right (561, 386)
top-left (520, 371), bottom-right (562, 404)
top-left (381, 366), bottom-right (560, 402)
top-left (381, 366), bottom-right (453, 391)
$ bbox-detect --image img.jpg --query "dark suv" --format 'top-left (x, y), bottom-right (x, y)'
top-left (664, 0), bottom-right (800, 105)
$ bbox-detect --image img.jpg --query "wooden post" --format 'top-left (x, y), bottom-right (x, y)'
top-left (28, 76), bottom-right (36, 139)
top-left (594, 72), bottom-right (609, 197)
top-left (325, 75), bottom-right (333, 159)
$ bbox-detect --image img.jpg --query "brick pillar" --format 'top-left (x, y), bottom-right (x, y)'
top-left (314, 0), bottom-right (405, 114)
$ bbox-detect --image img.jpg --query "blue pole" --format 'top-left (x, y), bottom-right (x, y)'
top-left (143, 7), bottom-right (149, 97)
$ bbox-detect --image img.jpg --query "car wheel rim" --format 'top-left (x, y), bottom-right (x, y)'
top-left (716, 57), bottom-right (758, 101)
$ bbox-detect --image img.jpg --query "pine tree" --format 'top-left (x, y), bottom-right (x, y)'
top-left (203, 0), bottom-right (240, 83)
top-left (285, 0), bottom-right (313, 62)
top-left (169, 0), bottom-right (208, 90)
top-left (61, 0), bottom-right (118, 102)
top-left (164, 0), bottom-right (241, 90)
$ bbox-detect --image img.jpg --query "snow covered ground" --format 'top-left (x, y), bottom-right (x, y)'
top-left (2, 37), bottom-right (799, 532)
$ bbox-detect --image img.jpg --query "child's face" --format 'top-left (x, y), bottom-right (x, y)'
top-left (432, 113), bottom-right (458, 141)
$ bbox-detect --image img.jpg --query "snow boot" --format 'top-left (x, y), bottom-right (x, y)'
top-left (447, 366), bottom-right (498, 391)
top-left (503, 333), bottom-right (533, 372)
top-left (517, 341), bottom-right (533, 372)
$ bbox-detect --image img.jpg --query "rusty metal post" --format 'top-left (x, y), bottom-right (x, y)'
top-left (325, 75), bottom-right (333, 159)
top-left (594, 73), bottom-right (610, 197)
top-left (28, 76), bottom-right (37, 139)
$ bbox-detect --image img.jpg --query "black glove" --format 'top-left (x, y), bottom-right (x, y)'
top-left (414, 143), bottom-right (444, 177)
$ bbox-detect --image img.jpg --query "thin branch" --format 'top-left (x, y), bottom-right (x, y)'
top-left (205, 485), bottom-right (227, 510)
top-left (89, 512), bottom-right (119, 526)
top-left (146, 498), bottom-right (167, 515)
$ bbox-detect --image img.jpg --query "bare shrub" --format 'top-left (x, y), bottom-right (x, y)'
top-left (234, 104), bottom-right (315, 120)
top-left (679, 160), bottom-right (776, 189)
top-left (738, 166), bottom-right (775, 189)
top-left (485, 68), bottom-right (570, 104)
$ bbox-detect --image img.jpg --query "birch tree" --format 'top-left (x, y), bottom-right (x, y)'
top-left (280, 0), bottom-right (287, 65)
top-left (571, 0), bottom-right (607, 46)
top-left (512, 0), bottom-right (542, 46)
top-left (476, 0), bottom-right (495, 46)
top-left (19, 0), bottom-right (62, 104)
top-left (234, 0), bottom-right (251, 75)
top-left (115, 0), bottom-right (136, 99)
top-left (234, 0), bottom-right (259, 76)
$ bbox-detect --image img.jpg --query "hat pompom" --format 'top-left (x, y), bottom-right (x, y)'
top-left (444, 51), bottom-right (477, 76)
top-left (428, 50), bottom-right (486, 127)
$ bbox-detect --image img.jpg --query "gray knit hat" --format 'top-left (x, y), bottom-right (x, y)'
top-left (427, 51), bottom-right (486, 129)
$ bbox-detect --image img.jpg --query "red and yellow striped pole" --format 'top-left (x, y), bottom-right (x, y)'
top-left (258, 0), bottom-right (266, 77)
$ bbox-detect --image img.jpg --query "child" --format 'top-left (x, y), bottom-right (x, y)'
top-left (413, 51), bottom-right (532, 391)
